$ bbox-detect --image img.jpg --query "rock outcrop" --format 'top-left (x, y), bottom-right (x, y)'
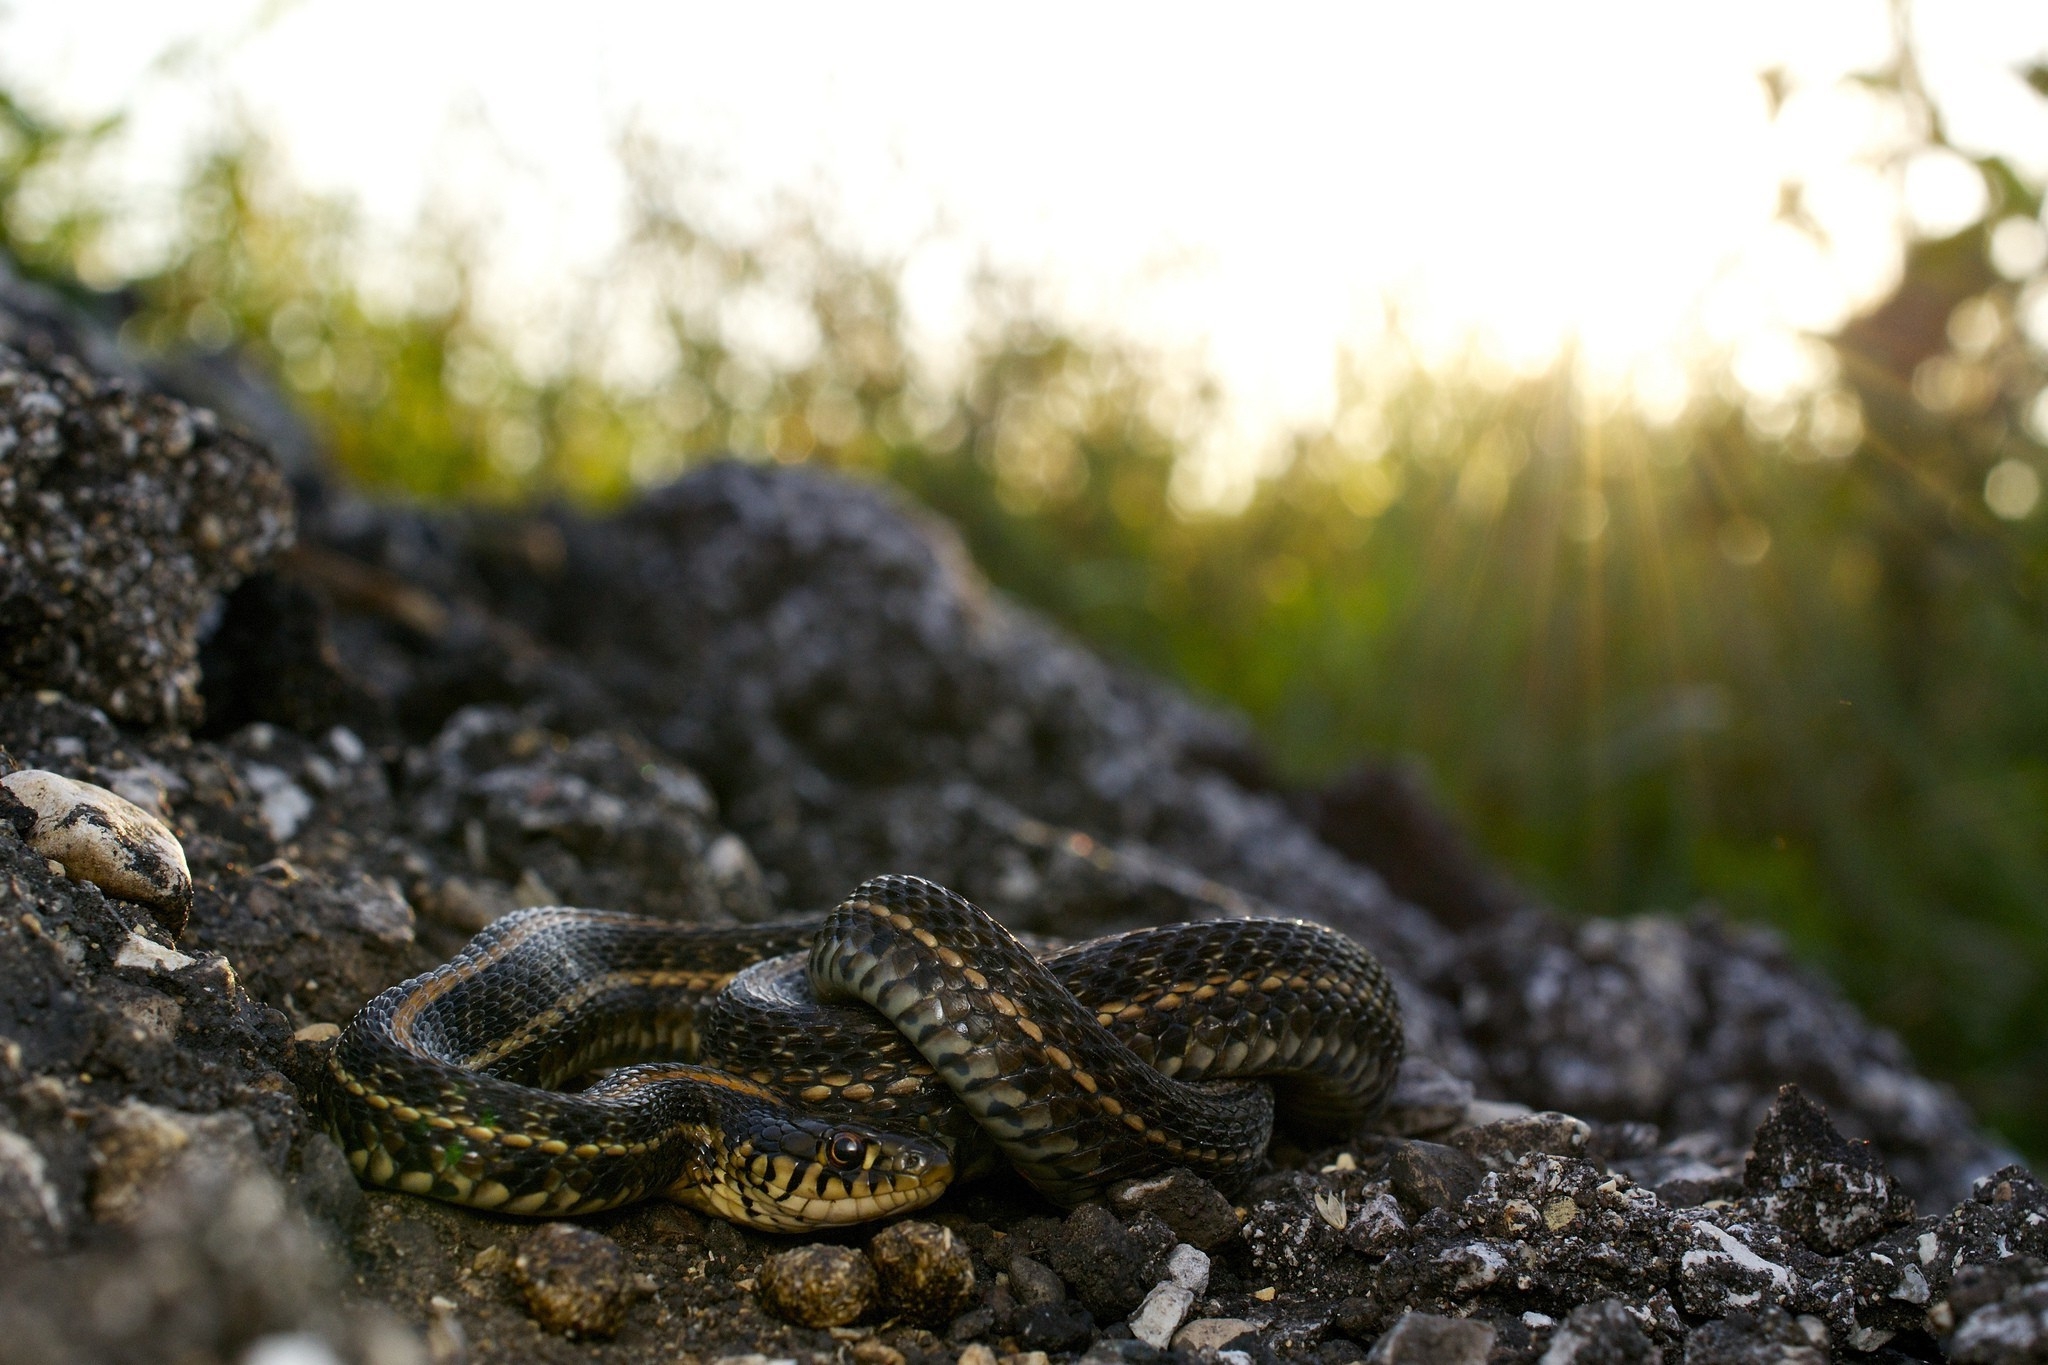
top-left (0, 290), bottom-right (2027, 1364)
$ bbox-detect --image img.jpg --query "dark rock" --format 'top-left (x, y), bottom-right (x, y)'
top-left (1946, 1257), bottom-right (2048, 1362)
top-left (1241, 1172), bottom-right (1358, 1295)
top-left (947, 1306), bottom-right (995, 1343)
top-left (0, 1139), bottom-right (390, 1364)
top-left (197, 568), bottom-right (393, 744)
top-left (512, 1223), bottom-right (636, 1336)
top-left (1671, 1210), bottom-right (1809, 1320)
top-left (1362, 1311), bottom-right (1494, 1364)
top-left (758, 1242), bottom-right (877, 1327)
top-left (1387, 1140), bottom-right (1484, 1213)
top-left (286, 1129), bottom-right (363, 1236)
top-left (1075, 1339), bottom-right (1169, 1365)
top-left (1049, 1204), bottom-right (1159, 1321)
top-left (1449, 1110), bottom-right (1592, 1169)
top-left (0, 342), bottom-right (292, 727)
top-left (1008, 1252), bottom-right (1065, 1306)
top-left (404, 704), bottom-right (771, 924)
top-left (1612, 1131), bottom-right (1746, 1210)
top-left (1343, 1189), bottom-right (1408, 1253)
top-left (870, 1220), bottom-right (975, 1324)
top-left (1741, 1084), bottom-right (1914, 1254)
top-left (1262, 1303), bottom-right (1338, 1356)
top-left (1588, 1120), bottom-right (1663, 1162)
top-left (1540, 1299), bottom-right (1662, 1363)
top-left (1107, 1167), bottom-right (1240, 1250)
top-left (1121, 1209), bottom-right (1177, 1276)
top-left (1374, 1057), bottom-right (1476, 1138)
top-left (1018, 1298), bottom-right (1096, 1352)
top-left (1679, 1307), bottom-right (1827, 1364)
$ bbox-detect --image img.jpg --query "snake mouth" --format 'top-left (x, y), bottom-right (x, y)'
top-left (673, 1120), bottom-right (956, 1232)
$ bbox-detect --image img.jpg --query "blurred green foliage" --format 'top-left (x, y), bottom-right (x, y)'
top-left (6, 46), bottom-right (2048, 1153)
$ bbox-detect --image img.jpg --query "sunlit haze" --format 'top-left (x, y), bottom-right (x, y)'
top-left (6, 0), bottom-right (2047, 458)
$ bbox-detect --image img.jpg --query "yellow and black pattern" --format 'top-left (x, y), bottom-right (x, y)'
top-left (316, 876), bottom-right (1404, 1230)
top-left (317, 908), bottom-right (950, 1230)
top-left (811, 876), bottom-right (1404, 1206)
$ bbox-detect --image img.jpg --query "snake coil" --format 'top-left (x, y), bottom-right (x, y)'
top-left (317, 874), bottom-right (1404, 1230)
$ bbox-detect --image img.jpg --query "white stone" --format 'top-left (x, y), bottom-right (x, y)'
top-left (0, 1124), bottom-right (67, 1241)
top-left (1459, 1099), bottom-right (1535, 1126)
top-left (327, 726), bottom-right (367, 764)
top-left (1166, 1243), bottom-right (1211, 1293)
top-left (1, 769), bottom-right (191, 914)
top-left (244, 763), bottom-right (314, 842)
top-left (241, 1333), bottom-right (347, 1365)
top-left (1128, 1282), bottom-right (1196, 1349)
top-left (1679, 1220), bottom-right (1795, 1306)
top-left (1891, 1263), bottom-right (1930, 1304)
top-left (113, 931), bottom-right (195, 973)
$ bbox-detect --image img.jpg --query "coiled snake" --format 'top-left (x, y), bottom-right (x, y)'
top-left (316, 874), bottom-right (1404, 1230)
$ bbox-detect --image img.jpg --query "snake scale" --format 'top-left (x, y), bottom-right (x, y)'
top-left (316, 874), bottom-right (1405, 1231)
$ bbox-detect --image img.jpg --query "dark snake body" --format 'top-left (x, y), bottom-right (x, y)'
top-left (317, 874), bottom-right (1404, 1228)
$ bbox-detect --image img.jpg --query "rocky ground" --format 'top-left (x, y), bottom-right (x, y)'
top-left (2, 293), bottom-right (2046, 1365)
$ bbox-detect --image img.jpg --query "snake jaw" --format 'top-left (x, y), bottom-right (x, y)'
top-left (671, 1110), bottom-right (955, 1233)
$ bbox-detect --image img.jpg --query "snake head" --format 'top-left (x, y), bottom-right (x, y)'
top-left (680, 1103), bottom-right (954, 1232)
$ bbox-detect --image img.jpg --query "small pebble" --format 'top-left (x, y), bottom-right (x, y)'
top-left (852, 1342), bottom-right (905, 1365)
top-left (871, 1221), bottom-right (976, 1324)
top-left (759, 1243), bottom-right (878, 1327)
top-left (1363, 1311), bottom-right (1495, 1364)
top-left (1127, 1283), bottom-right (1194, 1350)
top-left (1535, 1299), bottom-right (1657, 1364)
top-left (1164, 1244), bottom-right (1209, 1294)
top-left (1173, 1319), bottom-right (1258, 1353)
top-left (1449, 1111), bottom-right (1591, 1169)
top-left (1008, 1254), bottom-right (1065, 1307)
top-left (957, 1345), bottom-right (998, 1365)
top-left (1344, 1191), bottom-right (1409, 1252)
top-left (111, 931), bottom-right (195, 974)
top-left (1, 770), bottom-right (193, 934)
top-left (1387, 1140), bottom-right (1484, 1213)
top-left (241, 1334), bottom-right (347, 1365)
top-left (512, 1224), bottom-right (635, 1336)
top-left (1376, 1058), bottom-right (1478, 1137)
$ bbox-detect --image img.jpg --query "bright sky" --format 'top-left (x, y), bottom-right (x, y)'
top-left (5, 1), bottom-right (2048, 454)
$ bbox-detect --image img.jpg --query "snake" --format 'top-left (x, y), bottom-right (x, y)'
top-left (315, 874), bottom-right (1405, 1231)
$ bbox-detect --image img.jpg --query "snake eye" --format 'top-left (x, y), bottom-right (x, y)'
top-left (827, 1131), bottom-right (867, 1169)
